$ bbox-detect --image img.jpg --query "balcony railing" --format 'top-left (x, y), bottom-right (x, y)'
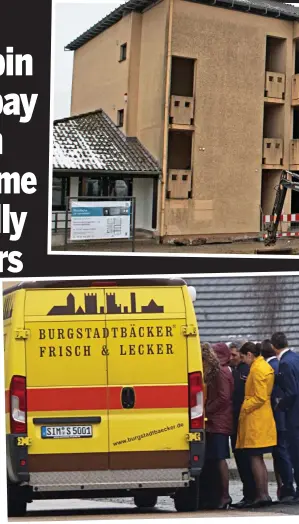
top-left (167, 169), bottom-right (192, 199)
top-left (292, 74), bottom-right (299, 105)
top-left (262, 138), bottom-right (283, 167)
top-left (290, 139), bottom-right (299, 166)
top-left (264, 71), bottom-right (285, 100)
top-left (169, 96), bottom-right (194, 126)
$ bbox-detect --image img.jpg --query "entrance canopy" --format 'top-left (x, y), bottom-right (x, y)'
top-left (53, 109), bottom-right (161, 177)
top-left (52, 110), bottom-right (161, 231)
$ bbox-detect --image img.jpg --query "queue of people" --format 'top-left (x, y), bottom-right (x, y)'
top-left (199, 332), bottom-right (299, 509)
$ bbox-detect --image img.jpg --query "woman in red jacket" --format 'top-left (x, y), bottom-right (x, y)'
top-left (205, 343), bottom-right (234, 509)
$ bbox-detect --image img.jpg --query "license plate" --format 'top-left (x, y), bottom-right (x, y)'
top-left (41, 425), bottom-right (92, 439)
top-left (186, 432), bottom-right (201, 442)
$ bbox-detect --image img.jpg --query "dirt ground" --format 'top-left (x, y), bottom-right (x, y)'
top-left (52, 237), bottom-right (299, 255)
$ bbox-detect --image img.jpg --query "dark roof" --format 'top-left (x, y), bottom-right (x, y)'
top-left (53, 109), bottom-right (161, 175)
top-left (66, 0), bottom-right (299, 51)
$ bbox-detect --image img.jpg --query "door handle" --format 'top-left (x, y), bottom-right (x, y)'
top-left (121, 387), bottom-right (135, 409)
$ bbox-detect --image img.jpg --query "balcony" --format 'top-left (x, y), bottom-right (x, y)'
top-left (167, 169), bottom-right (192, 199)
top-left (264, 72), bottom-right (285, 103)
top-left (169, 96), bottom-right (194, 129)
top-left (262, 138), bottom-right (283, 168)
top-left (292, 74), bottom-right (299, 106)
top-left (290, 139), bottom-right (299, 169)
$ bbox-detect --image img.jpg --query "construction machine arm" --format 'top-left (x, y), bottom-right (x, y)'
top-left (264, 170), bottom-right (299, 246)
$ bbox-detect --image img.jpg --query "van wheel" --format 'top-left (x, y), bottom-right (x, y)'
top-left (174, 479), bottom-right (200, 512)
top-left (134, 494), bottom-right (158, 509)
top-left (7, 484), bottom-right (27, 517)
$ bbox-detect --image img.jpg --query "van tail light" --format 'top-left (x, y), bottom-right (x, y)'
top-left (10, 376), bottom-right (27, 434)
top-left (188, 371), bottom-right (204, 430)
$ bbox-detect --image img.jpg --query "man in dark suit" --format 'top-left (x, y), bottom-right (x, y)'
top-left (261, 339), bottom-right (295, 501)
top-left (229, 340), bottom-right (256, 508)
top-left (271, 332), bottom-right (299, 502)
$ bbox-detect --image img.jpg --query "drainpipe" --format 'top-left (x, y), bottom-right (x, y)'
top-left (160, 0), bottom-right (174, 240)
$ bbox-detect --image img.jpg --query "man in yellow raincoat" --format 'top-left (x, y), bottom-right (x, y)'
top-left (236, 342), bottom-right (277, 508)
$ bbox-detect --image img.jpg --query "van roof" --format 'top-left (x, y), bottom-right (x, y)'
top-left (3, 278), bottom-right (186, 296)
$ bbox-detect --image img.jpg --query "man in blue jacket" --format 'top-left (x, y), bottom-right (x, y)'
top-left (271, 332), bottom-right (299, 502)
top-left (261, 339), bottom-right (295, 501)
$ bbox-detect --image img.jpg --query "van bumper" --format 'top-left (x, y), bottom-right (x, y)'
top-left (28, 468), bottom-right (190, 492)
top-left (6, 435), bottom-right (30, 484)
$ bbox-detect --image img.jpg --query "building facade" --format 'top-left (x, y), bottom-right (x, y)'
top-left (186, 274), bottom-right (299, 352)
top-left (65, 0), bottom-right (299, 240)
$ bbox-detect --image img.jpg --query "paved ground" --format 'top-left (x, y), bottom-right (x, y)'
top-left (9, 481), bottom-right (299, 521)
top-left (52, 237), bottom-right (299, 255)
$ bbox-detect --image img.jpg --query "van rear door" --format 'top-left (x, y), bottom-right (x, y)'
top-left (105, 286), bottom-right (190, 470)
top-left (24, 288), bottom-right (109, 471)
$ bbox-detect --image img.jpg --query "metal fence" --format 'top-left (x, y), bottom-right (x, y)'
top-left (52, 211), bottom-right (70, 233)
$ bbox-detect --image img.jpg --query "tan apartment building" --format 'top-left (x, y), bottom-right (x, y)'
top-left (63, 0), bottom-right (299, 241)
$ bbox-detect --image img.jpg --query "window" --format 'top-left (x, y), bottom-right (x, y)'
top-left (117, 109), bottom-right (124, 128)
top-left (79, 176), bottom-right (132, 198)
top-left (119, 43), bottom-right (127, 62)
top-left (86, 178), bottom-right (105, 197)
top-left (52, 176), bottom-right (69, 210)
top-left (265, 36), bottom-right (286, 73)
top-left (171, 57), bottom-right (195, 97)
top-left (168, 130), bottom-right (192, 170)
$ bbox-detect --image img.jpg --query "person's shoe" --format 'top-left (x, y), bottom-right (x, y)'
top-left (215, 497), bottom-right (232, 510)
top-left (240, 500), bottom-right (255, 509)
top-left (248, 497), bottom-right (272, 509)
top-left (279, 494), bottom-right (296, 503)
top-left (231, 498), bottom-right (249, 509)
top-left (279, 485), bottom-right (296, 503)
